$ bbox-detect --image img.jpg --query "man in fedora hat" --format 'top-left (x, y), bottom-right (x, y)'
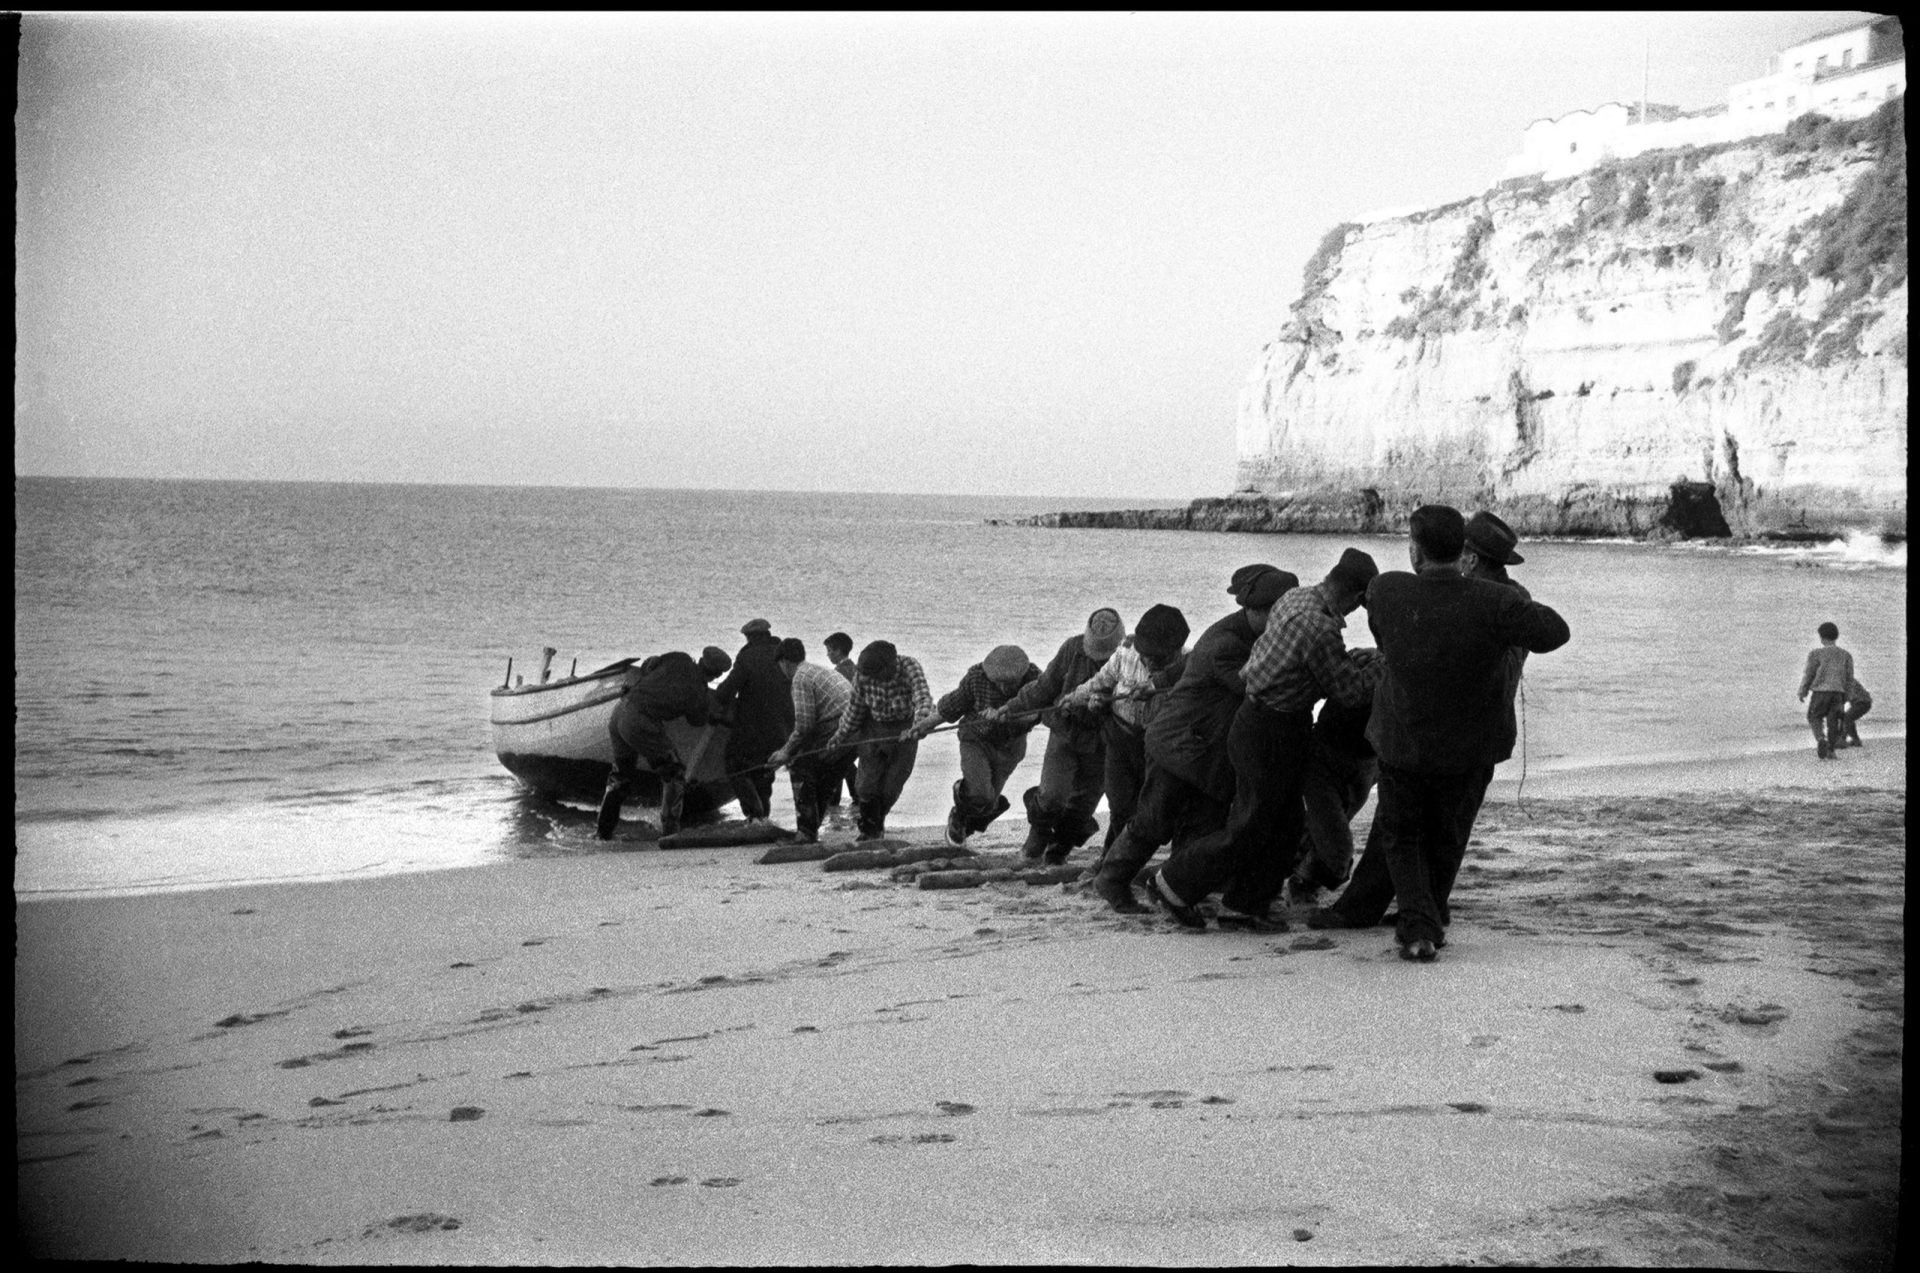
top-left (713, 618), bottom-right (796, 826)
top-left (1093, 567), bottom-right (1297, 915)
top-left (997, 608), bottom-right (1128, 863)
top-left (914, 644), bottom-right (1041, 848)
top-left (824, 640), bottom-right (935, 842)
top-left (1153, 548), bottom-right (1381, 932)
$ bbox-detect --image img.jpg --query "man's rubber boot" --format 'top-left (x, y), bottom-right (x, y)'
top-left (1020, 787), bottom-right (1052, 860)
top-left (659, 776), bottom-right (686, 836)
top-left (596, 773), bottom-right (628, 840)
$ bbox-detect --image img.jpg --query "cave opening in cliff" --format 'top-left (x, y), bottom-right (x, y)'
top-left (1659, 481), bottom-right (1734, 538)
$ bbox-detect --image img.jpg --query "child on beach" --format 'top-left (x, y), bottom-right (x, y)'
top-left (1841, 676), bottom-right (1872, 748)
top-left (1797, 622), bottom-right (1854, 760)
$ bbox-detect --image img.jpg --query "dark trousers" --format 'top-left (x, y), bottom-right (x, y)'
top-left (1374, 762), bottom-right (1495, 946)
top-left (788, 726), bottom-right (856, 840)
top-left (853, 722), bottom-right (919, 834)
top-left (728, 768), bottom-right (775, 820)
top-left (1099, 717), bottom-right (1148, 850)
top-left (608, 699), bottom-right (681, 779)
top-left (1807, 691), bottom-right (1846, 751)
top-left (1026, 727), bottom-right (1106, 849)
top-left (1296, 745), bottom-right (1378, 889)
top-left (1843, 697), bottom-right (1870, 743)
top-left (1094, 761), bottom-right (1229, 887)
top-left (1159, 700), bottom-right (1312, 914)
top-left (958, 732), bottom-right (1027, 822)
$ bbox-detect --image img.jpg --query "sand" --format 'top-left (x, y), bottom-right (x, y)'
top-left (15, 742), bottom-right (1903, 1267)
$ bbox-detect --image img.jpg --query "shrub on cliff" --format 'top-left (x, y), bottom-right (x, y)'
top-left (1298, 222), bottom-right (1359, 306)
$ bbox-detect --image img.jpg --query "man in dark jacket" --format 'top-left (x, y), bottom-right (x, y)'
top-left (597, 645), bottom-right (732, 839)
top-left (1361, 505), bottom-right (1570, 961)
top-left (1088, 568), bottom-right (1298, 913)
top-left (1000, 608), bottom-right (1126, 863)
top-left (1311, 510), bottom-right (1534, 933)
top-left (914, 645), bottom-right (1041, 848)
top-left (714, 618), bottom-right (797, 826)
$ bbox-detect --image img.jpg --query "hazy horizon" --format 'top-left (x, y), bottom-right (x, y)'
top-left (16, 11), bottom-right (1866, 498)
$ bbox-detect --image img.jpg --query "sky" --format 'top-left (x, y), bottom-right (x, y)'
top-left (14, 10), bottom-right (1872, 499)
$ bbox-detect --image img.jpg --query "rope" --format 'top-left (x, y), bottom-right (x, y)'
top-left (719, 686), bottom-right (1155, 781)
top-left (1515, 675), bottom-right (1532, 819)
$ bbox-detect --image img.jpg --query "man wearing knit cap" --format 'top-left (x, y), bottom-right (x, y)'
top-left (1092, 567), bottom-right (1298, 915)
top-left (913, 644), bottom-right (1041, 848)
top-left (996, 608), bottom-right (1127, 863)
top-left (596, 645), bottom-right (732, 839)
top-left (824, 640), bottom-right (935, 842)
top-left (1155, 549), bottom-right (1381, 931)
top-left (1065, 603), bottom-right (1192, 858)
top-left (713, 618), bottom-right (796, 827)
top-left (767, 638), bottom-right (855, 845)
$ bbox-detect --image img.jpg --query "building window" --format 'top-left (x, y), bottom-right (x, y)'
top-left (1816, 55), bottom-right (1829, 73)
top-left (1569, 141), bottom-right (1578, 153)
top-left (1766, 101), bottom-right (1775, 110)
top-left (1842, 49), bottom-right (1853, 68)
top-left (1786, 95), bottom-right (1796, 108)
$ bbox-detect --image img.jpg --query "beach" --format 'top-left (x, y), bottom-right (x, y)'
top-left (17, 742), bottom-right (1903, 1267)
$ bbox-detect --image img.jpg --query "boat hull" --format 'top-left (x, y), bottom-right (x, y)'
top-left (489, 663), bottom-right (735, 811)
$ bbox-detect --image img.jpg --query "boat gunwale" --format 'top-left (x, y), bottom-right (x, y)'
top-left (491, 687), bottom-right (630, 728)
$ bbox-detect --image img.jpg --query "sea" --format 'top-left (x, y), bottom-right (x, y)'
top-left (14, 477), bottom-right (1907, 900)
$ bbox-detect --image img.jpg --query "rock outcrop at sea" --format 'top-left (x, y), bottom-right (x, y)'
top-left (1027, 102), bottom-right (1908, 541)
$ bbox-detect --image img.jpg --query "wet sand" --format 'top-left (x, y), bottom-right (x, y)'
top-left (16, 742), bottom-right (1903, 1266)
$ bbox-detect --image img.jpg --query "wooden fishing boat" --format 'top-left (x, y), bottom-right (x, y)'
top-left (489, 651), bottom-right (734, 815)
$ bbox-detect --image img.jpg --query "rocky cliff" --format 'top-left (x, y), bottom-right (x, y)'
top-left (1036, 101), bottom-right (1907, 540)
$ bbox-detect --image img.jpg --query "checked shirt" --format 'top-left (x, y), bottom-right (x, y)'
top-left (1243, 584), bottom-right (1380, 713)
top-left (826, 655), bottom-right (935, 748)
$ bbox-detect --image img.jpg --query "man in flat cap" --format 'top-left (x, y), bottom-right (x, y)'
top-left (1092, 567), bottom-right (1298, 914)
top-left (1154, 548), bottom-right (1382, 931)
top-left (713, 618), bottom-right (796, 826)
top-left (824, 640), bottom-right (936, 842)
top-left (1227, 563), bottom-right (1283, 605)
top-left (1313, 510), bottom-right (1536, 933)
top-left (597, 645), bottom-right (733, 839)
top-left (1342, 505), bottom-right (1569, 962)
top-left (914, 644), bottom-right (1041, 848)
top-left (997, 608), bottom-right (1128, 863)
top-left (1064, 603), bottom-right (1192, 857)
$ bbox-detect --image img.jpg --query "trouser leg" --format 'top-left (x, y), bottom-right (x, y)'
top-left (1099, 718), bottom-right (1147, 852)
top-left (1297, 748), bottom-right (1363, 889)
top-left (857, 728), bottom-right (918, 833)
top-left (1158, 701), bottom-right (1310, 912)
top-left (1427, 765), bottom-right (1494, 924)
top-left (957, 734), bottom-right (1023, 829)
top-left (1323, 816), bottom-right (1394, 924)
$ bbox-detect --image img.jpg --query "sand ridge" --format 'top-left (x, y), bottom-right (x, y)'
top-left (15, 744), bottom-right (1904, 1266)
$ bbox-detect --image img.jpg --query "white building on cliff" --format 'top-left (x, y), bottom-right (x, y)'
top-left (1506, 15), bottom-right (1904, 181)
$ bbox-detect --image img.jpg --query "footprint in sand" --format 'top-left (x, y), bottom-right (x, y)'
top-left (700, 1177), bottom-right (743, 1187)
top-left (368, 1214), bottom-right (461, 1235)
top-left (650, 1176), bottom-right (689, 1186)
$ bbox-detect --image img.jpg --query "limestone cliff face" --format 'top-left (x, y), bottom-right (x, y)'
top-left (1233, 104), bottom-right (1907, 539)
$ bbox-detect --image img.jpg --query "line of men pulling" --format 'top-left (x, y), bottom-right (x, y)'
top-left (598, 504), bottom-right (1570, 963)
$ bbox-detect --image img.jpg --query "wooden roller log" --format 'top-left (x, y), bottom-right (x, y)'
top-left (823, 845), bottom-right (976, 873)
top-left (658, 821), bottom-right (792, 850)
top-left (1020, 865), bottom-right (1087, 886)
top-left (757, 842), bottom-right (836, 865)
top-left (919, 870), bottom-right (985, 889)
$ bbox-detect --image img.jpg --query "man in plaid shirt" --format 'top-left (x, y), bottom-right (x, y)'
top-left (768, 638), bottom-right (855, 845)
top-left (1154, 548), bottom-right (1380, 931)
top-left (825, 640), bottom-right (935, 841)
